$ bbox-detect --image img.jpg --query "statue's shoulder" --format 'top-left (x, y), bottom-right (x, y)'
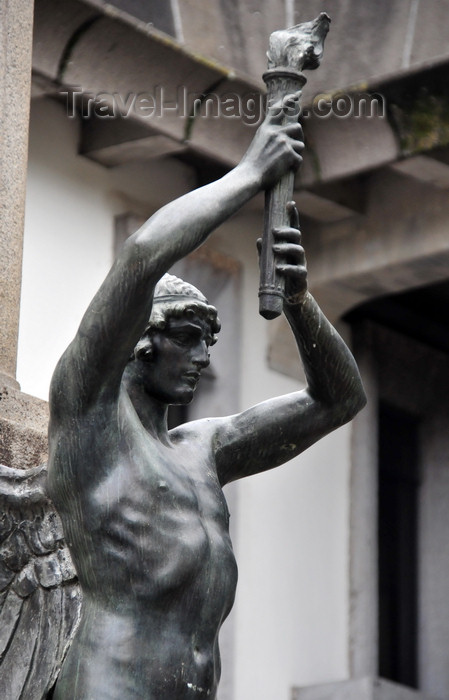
top-left (0, 463), bottom-right (81, 700)
top-left (170, 415), bottom-right (223, 437)
top-left (169, 415), bottom-right (230, 455)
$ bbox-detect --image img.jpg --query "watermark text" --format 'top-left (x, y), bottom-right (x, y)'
top-left (60, 86), bottom-right (386, 124)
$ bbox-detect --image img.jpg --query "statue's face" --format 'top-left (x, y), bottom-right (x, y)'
top-left (138, 314), bottom-right (212, 405)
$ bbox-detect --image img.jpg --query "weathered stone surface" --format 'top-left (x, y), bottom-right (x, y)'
top-left (410, 0), bottom-right (449, 67)
top-left (57, 15), bottom-right (230, 142)
top-left (178, 0), bottom-right (449, 99)
top-left (178, 0), bottom-right (286, 77)
top-left (299, 162), bottom-right (449, 324)
top-left (32, 0), bottom-right (97, 81)
top-left (299, 111), bottom-right (398, 187)
top-left (390, 156), bottom-right (449, 189)
top-left (176, 0), bottom-right (232, 66)
top-left (0, 0), bottom-right (34, 383)
top-left (33, 0), bottom-right (264, 170)
top-left (32, 0), bottom-right (449, 191)
top-left (0, 386), bottom-right (49, 470)
top-left (294, 0), bottom-right (415, 98)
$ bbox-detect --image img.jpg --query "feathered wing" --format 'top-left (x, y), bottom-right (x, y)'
top-left (0, 463), bottom-right (82, 700)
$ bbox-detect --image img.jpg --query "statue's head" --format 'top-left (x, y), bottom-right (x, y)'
top-left (131, 273), bottom-right (220, 363)
top-left (147, 273), bottom-right (220, 339)
top-left (128, 274), bottom-right (220, 403)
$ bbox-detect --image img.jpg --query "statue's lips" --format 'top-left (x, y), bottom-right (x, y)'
top-left (183, 371), bottom-right (201, 384)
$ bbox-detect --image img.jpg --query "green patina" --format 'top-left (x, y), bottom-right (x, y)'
top-left (389, 91), bottom-right (449, 155)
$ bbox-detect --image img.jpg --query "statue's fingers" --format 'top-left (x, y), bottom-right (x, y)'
top-left (256, 238), bottom-right (262, 257)
top-left (282, 126), bottom-right (305, 155)
top-left (290, 150), bottom-right (303, 170)
top-left (276, 263), bottom-right (308, 282)
top-left (282, 92), bottom-right (302, 114)
top-left (279, 138), bottom-right (304, 172)
top-left (283, 122), bottom-right (304, 142)
top-left (272, 226), bottom-right (302, 244)
top-left (266, 98), bottom-right (284, 124)
top-left (287, 201), bottom-right (300, 230)
top-left (273, 243), bottom-right (305, 264)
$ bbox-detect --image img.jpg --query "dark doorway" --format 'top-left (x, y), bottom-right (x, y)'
top-left (377, 401), bottom-right (420, 687)
top-left (347, 276), bottom-right (449, 695)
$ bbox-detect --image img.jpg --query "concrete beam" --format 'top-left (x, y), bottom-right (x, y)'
top-left (173, 0), bottom-right (449, 107)
top-left (31, 0), bottom-right (449, 191)
top-left (32, 0), bottom-right (99, 80)
top-left (390, 155), bottom-right (449, 189)
top-left (299, 110), bottom-right (399, 187)
top-left (80, 118), bottom-right (186, 166)
top-left (295, 191), bottom-right (359, 223)
top-left (303, 162), bottom-right (449, 323)
top-left (32, 0), bottom-right (261, 167)
top-left (33, 0), bottom-right (398, 183)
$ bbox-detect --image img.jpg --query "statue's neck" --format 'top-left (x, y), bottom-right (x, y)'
top-left (121, 370), bottom-right (170, 445)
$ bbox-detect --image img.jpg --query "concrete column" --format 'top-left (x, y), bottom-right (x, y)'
top-left (0, 2), bottom-right (47, 472)
top-left (0, 0), bottom-right (35, 388)
top-left (349, 322), bottom-right (379, 677)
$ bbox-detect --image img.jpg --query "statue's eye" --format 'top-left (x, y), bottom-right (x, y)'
top-left (171, 333), bottom-right (192, 345)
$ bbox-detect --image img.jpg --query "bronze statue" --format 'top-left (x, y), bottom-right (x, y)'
top-left (1, 18), bottom-right (365, 700)
top-left (44, 94), bottom-right (366, 699)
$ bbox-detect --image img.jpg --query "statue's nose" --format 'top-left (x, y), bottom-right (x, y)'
top-left (193, 341), bottom-right (210, 368)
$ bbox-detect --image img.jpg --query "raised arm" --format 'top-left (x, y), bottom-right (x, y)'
top-left (215, 205), bottom-right (366, 485)
top-left (50, 99), bottom-right (304, 417)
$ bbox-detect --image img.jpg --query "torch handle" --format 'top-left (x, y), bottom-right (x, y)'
top-left (259, 170), bottom-right (296, 319)
top-left (259, 70), bottom-right (306, 320)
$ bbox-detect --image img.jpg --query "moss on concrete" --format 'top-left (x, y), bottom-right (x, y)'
top-left (389, 91), bottom-right (449, 155)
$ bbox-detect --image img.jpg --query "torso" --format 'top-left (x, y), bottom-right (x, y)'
top-left (48, 391), bottom-right (237, 700)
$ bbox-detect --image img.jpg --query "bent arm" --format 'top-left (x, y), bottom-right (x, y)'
top-left (216, 293), bottom-right (366, 485)
top-left (50, 105), bottom-right (304, 417)
top-left (284, 292), bottom-right (365, 415)
top-left (215, 210), bottom-right (366, 484)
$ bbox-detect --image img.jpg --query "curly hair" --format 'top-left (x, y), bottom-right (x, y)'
top-left (144, 274), bottom-right (221, 344)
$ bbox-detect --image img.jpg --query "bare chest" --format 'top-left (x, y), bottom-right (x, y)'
top-left (82, 426), bottom-right (236, 604)
top-left (94, 426), bottom-right (229, 529)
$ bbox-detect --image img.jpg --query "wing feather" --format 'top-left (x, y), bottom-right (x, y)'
top-left (1, 589), bottom-right (41, 698)
top-left (21, 587), bottom-right (65, 699)
top-left (0, 463), bottom-right (82, 700)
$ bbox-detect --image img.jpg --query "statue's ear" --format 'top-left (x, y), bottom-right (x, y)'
top-left (133, 334), bottom-right (154, 362)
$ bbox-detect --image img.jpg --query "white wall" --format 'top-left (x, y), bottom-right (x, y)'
top-left (19, 97), bottom-right (352, 700)
top-left (18, 98), bottom-right (120, 399)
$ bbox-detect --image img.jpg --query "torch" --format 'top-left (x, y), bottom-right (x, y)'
top-left (259, 13), bottom-right (331, 319)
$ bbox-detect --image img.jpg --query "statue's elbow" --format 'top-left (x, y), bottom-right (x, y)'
top-left (340, 382), bottom-right (367, 425)
top-left (357, 384), bottom-right (368, 413)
